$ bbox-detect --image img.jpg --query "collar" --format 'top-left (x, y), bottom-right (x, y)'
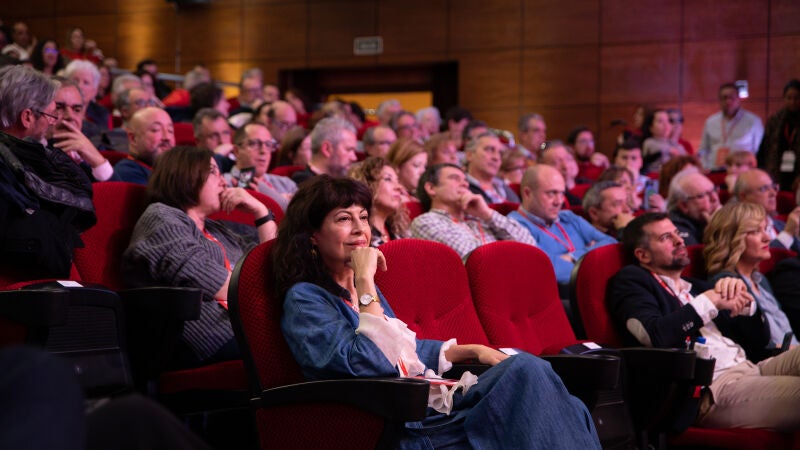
top-left (657, 273), bottom-right (693, 296)
top-left (520, 207), bottom-right (560, 227)
top-left (430, 208), bottom-right (478, 223)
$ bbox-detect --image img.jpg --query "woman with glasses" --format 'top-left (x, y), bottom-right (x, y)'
top-left (704, 201), bottom-right (797, 361)
top-left (123, 145), bottom-right (276, 369)
top-left (30, 39), bottom-right (65, 76)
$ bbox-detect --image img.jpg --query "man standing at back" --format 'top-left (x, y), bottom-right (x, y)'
top-left (509, 165), bottom-right (616, 284)
top-left (113, 107), bottom-right (175, 184)
top-left (698, 83), bottom-right (764, 170)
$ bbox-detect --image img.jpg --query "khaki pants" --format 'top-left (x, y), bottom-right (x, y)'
top-left (697, 345), bottom-right (800, 432)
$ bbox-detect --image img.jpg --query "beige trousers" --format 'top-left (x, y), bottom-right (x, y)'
top-left (696, 345), bottom-right (800, 432)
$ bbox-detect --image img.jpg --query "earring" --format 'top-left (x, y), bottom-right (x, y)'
top-left (310, 246), bottom-right (318, 258)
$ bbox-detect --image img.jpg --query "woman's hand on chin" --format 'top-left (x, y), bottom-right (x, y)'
top-left (219, 187), bottom-right (269, 217)
top-left (348, 247), bottom-right (387, 280)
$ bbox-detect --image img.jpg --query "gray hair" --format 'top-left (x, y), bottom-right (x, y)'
top-left (183, 66), bottom-right (210, 90)
top-left (518, 112), bottom-right (545, 132)
top-left (464, 131), bottom-right (495, 154)
top-left (240, 67), bottom-right (263, 85)
top-left (192, 107), bottom-right (227, 140)
top-left (376, 99), bottom-right (401, 118)
top-left (666, 169), bottom-right (701, 211)
top-left (53, 77), bottom-right (85, 104)
top-left (416, 106), bottom-right (441, 124)
top-left (310, 116), bottom-right (356, 155)
top-left (64, 59), bottom-right (100, 89)
top-left (583, 180), bottom-right (622, 211)
top-left (111, 74), bottom-right (142, 100)
top-left (0, 65), bottom-right (57, 128)
top-left (362, 126), bottom-right (378, 146)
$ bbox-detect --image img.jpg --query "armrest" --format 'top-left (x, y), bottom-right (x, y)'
top-left (541, 354), bottom-right (620, 393)
top-left (119, 287), bottom-right (202, 321)
top-left (257, 378), bottom-right (430, 422)
top-left (0, 287), bottom-right (68, 328)
top-left (618, 348), bottom-right (697, 382)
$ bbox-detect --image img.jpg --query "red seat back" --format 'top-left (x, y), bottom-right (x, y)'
top-left (404, 201), bottom-right (424, 221)
top-left (466, 241), bottom-right (576, 354)
top-left (777, 191), bottom-right (797, 215)
top-left (173, 122), bottom-right (197, 146)
top-left (269, 165), bottom-right (305, 178)
top-left (102, 150), bottom-right (129, 166)
top-left (569, 183), bottom-right (592, 200)
top-left (376, 239), bottom-right (490, 345)
top-left (707, 171), bottom-right (727, 187)
top-left (681, 244), bottom-right (706, 279)
top-left (760, 247), bottom-right (797, 275)
top-left (489, 201), bottom-right (519, 216)
top-left (73, 182), bottom-right (148, 289)
top-left (208, 190), bottom-right (285, 225)
top-left (572, 243), bottom-right (628, 347)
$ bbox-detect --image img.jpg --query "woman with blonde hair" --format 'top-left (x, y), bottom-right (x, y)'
top-left (704, 201), bottom-right (797, 355)
top-left (387, 138), bottom-right (428, 202)
top-left (348, 157), bottom-right (410, 246)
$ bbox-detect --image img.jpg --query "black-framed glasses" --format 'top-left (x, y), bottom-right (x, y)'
top-left (685, 186), bottom-right (719, 202)
top-left (241, 138), bottom-right (278, 151)
top-left (34, 109), bottom-right (58, 123)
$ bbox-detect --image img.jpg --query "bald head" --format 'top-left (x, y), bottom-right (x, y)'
top-left (267, 100), bottom-right (297, 142)
top-left (734, 169), bottom-right (778, 214)
top-left (521, 164), bottom-right (566, 223)
top-left (128, 107), bottom-right (175, 165)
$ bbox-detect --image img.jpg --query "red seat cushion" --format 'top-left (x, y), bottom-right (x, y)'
top-left (158, 359), bottom-right (248, 394)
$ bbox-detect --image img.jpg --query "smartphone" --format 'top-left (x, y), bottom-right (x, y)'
top-left (643, 179), bottom-right (659, 210)
top-left (237, 167), bottom-right (255, 188)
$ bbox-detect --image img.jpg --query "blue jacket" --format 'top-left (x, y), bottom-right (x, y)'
top-left (509, 209), bottom-right (616, 283)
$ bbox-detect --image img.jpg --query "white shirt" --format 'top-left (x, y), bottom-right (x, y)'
top-left (698, 109), bottom-right (764, 169)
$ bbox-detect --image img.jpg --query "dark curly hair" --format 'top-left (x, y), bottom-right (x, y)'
top-left (272, 175), bottom-right (373, 300)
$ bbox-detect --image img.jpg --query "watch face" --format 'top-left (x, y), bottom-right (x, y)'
top-left (359, 294), bottom-right (374, 306)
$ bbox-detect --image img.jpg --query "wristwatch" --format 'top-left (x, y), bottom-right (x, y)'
top-left (359, 293), bottom-right (378, 307)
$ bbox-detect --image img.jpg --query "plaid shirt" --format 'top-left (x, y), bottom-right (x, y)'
top-left (410, 209), bottom-right (537, 259)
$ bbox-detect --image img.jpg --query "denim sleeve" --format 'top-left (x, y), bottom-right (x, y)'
top-left (281, 282), bottom-right (399, 380)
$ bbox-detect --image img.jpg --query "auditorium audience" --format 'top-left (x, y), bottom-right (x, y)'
top-left (272, 175), bottom-right (600, 449)
top-left (443, 105), bottom-right (472, 151)
top-left (567, 126), bottom-right (608, 180)
top-left (362, 124), bottom-right (396, 158)
top-left (538, 140), bottom-right (582, 207)
top-left (291, 116), bottom-right (358, 185)
top-left (612, 136), bottom-right (649, 195)
top-left (387, 137), bottom-right (428, 203)
top-left (424, 132), bottom-right (459, 166)
top-left (517, 112), bottom-right (547, 161)
top-left (584, 180), bottom-right (635, 239)
top-left (658, 155), bottom-right (703, 199)
top-left (642, 108), bottom-right (686, 173)
top-left (704, 201), bottom-right (798, 354)
top-left (229, 68), bottom-right (263, 115)
top-left (699, 83), bottom-right (763, 170)
top-left (723, 150), bottom-right (757, 190)
top-left (113, 106), bottom-right (175, 184)
top-left (390, 110), bottom-right (422, 142)
top-left (65, 59), bottom-right (109, 130)
top-left (348, 156), bottom-right (410, 246)
top-left (30, 38), bottom-right (64, 76)
top-left (122, 146), bottom-right (276, 369)
top-left (609, 212), bottom-right (800, 432)
top-left (224, 122), bottom-right (297, 210)
top-left (416, 106), bottom-right (441, 140)
top-left (760, 79), bottom-right (800, 191)
top-left (733, 169), bottom-right (800, 252)
top-left (2, 21), bottom-right (34, 61)
top-left (411, 163), bottom-right (536, 259)
top-left (598, 166), bottom-right (643, 211)
top-left (375, 99), bottom-right (402, 126)
top-left (667, 171), bottom-right (721, 246)
top-left (60, 27), bottom-right (101, 64)
top-left (136, 58), bottom-right (172, 100)
top-left (190, 82), bottom-right (229, 118)
top-left (667, 108), bottom-right (694, 156)
top-left (510, 165), bottom-right (615, 284)
top-left (465, 131), bottom-right (519, 203)
top-left (264, 100), bottom-right (297, 144)
top-left (162, 66), bottom-right (211, 108)
top-left (274, 126), bottom-right (311, 168)
top-left (499, 147), bottom-right (528, 186)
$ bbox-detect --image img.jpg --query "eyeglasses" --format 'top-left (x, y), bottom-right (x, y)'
top-left (43, 47), bottom-right (59, 55)
top-left (34, 109), bottom-right (58, 123)
top-left (754, 183), bottom-right (779, 194)
top-left (669, 118), bottom-right (684, 124)
top-left (272, 119), bottom-right (295, 131)
top-left (685, 187), bottom-right (719, 202)
top-left (241, 138), bottom-right (278, 151)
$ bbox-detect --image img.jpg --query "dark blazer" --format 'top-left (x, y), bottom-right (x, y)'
top-left (771, 217), bottom-right (800, 252)
top-left (769, 256), bottom-right (800, 335)
top-left (608, 265), bottom-right (769, 361)
top-left (669, 210), bottom-right (705, 246)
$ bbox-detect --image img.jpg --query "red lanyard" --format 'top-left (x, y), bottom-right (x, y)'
top-left (448, 213), bottom-right (487, 245)
top-left (650, 272), bottom-right (688, 308)
top-left (203, 229), bottom-right (231, 309)
top-left (535, 222), bottom-right (575, 253)
top-left (783, 124), bottom-right (798, 145)
top-left (126, 155), bottom-right (152, 171)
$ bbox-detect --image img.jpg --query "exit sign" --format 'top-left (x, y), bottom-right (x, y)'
top-left (353, 36), bottom-right (383, 56)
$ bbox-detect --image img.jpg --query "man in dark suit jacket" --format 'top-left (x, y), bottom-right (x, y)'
top-left (733, 169), bottom-right (800, 252)
top-left (769, 256), bottom-right (800, 335)
top-left (607, 212), bottom-right (800, 431)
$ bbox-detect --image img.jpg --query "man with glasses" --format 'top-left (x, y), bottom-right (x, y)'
top-left (0, 65), bottom-right (96, 278)
top-left (510, 164), bottom-right (615, 285)
top-left (698, 83), bottom-right (764, 170)
top-left (734, 169), bottom-right (800, 252)
top-left (390, 110), bottom-right (422, 142)
top-left (224, 122), bottom-right (297, 210)
top-left (667, 171), bottom-right (721, 245)
top-left (265, 100), bottom-right (297, 144)
top-left (113, 106), bottom-right (175, 184)
top-left (362, 125), bottom-right (396, 158)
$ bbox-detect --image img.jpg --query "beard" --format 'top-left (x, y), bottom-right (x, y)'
top-left (663, 249), bottom-right (691, 271)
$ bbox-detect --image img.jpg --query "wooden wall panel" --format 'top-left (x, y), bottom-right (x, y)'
top-left (456, 49), bottom-right (521, 110)
top-left (378, 0), bottom-right (448, 57)
top-left (242, 3), bottom-right (308, 60)
top-left (118, 0), bottom-right (173, 14)
top-left (449, 0), bottom-right (521, 51)
top-left (771, 0), bottom-right (800, 35)
top-left (600, 43), bottom-right (681, 104)
top-left (683, 0), bottom-right (768, 41)
top-left (528, 105), bottom-right (599, 148)
top-left (55, 15), bottom-right (118, 61)
top-left (468, 108), bottom-right (521, 136)
top-left (307, 1), bottom-right (376, 59)
top-left (2, 0), bottom-right (56, 19)
top-left (523, 0), bottom-right (599, 47)
top-left (601, 0), bottom-right (681, 44)
top-left (56, 0), bottom-right (117, 16)
top-left (116, 12), bottom-right (178, 69)
top-left (522, 46), bottom-right (599, 106)
top-left (768, 36), bottom-right (800, 98)
top-left (682, 38), bottom-right (768, 101)
top-left (177, 5), bottom-right (242, 63)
